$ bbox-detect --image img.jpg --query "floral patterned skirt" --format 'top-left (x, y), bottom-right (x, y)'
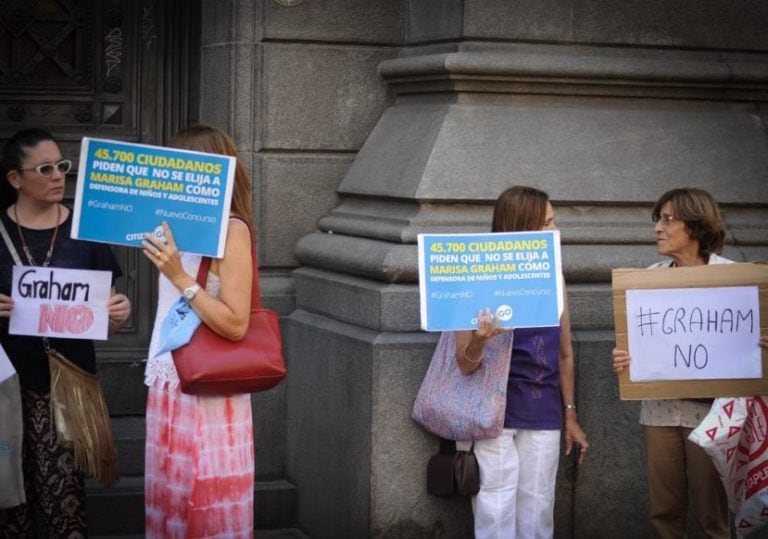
top-left (0, 389), bottom-right (86, 538)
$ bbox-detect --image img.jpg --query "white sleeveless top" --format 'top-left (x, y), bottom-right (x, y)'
top-left (143, 252), bottom-right (221, 388)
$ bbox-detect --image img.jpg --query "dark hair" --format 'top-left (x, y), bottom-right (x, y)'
top-left (652, 187), bottom-right (726, 259)
top-left (169, 125), bottom-right (254, 231)
top-left (1, 128), bottom-right (57, 208)
top-left (492, 186), bottom-right (550, 233)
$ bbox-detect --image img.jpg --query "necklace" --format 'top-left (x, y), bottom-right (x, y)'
top-left (13, 204), bottom-right (61, 267)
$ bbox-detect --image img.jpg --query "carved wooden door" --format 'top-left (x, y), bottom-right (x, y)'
top-left (0, 0), bottom-right (199, 362)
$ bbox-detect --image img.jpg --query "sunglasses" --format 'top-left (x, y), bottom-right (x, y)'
top-left (20, 159), bottom-right (72, 177)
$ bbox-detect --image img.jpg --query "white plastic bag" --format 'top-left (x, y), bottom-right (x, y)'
top-left (0, 344), bottom-right (25, 509)
top-left (689, 396), bottom-right (768, 536)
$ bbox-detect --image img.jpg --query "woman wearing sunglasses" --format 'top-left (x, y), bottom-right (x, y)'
top-left (0, 128), bottom-right (131, 537)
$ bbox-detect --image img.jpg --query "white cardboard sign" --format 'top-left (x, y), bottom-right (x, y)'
top-left (9, 266), bottom-right (112, 340)
top-left (627, 286), bottom-right (762, 382)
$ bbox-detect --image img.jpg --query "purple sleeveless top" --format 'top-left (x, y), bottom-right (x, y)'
top-left (504, 326), bottom-right (562, 430)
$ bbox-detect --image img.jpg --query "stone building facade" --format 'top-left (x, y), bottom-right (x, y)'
top-left (2, 1), bottom-right (767, 537)
top-left (222, 2), bottom-right (767, 537)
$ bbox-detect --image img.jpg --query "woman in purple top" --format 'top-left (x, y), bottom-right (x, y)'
top-left (456, 186), bottom-right (589, 539)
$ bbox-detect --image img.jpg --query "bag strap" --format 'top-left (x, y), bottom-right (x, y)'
top-left (438, 438), bottom-right (476, 454)
top-left (0, 218), bottom-right (23, 266)
top-left (194, 218), bottom-right (261, 310)
top-left (439, 438), bottom-right (456, 455)
top-left (0, 217), bottom-right (52, 351)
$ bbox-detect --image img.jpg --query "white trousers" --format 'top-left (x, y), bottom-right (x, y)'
top-left (457, 429), bottom-right (561, 539)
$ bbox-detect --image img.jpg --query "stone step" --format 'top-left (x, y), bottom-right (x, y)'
top-left (99, 359), bottom-right (148, 416)
top-left (112, 416), bottom-right (145, 477)
top-left (86, 477), bottom-right (297, 536)
top-left (87, 476), bottom-right (144, 536)
top-left (256, 528), bottom-right (311, 538)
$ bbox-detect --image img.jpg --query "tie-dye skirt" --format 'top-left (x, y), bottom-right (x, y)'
top-left (145, 382), bottom-right (254, 538)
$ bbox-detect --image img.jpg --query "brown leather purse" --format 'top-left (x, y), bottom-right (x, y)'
top-left (426, 439), bottom-right (480, 497)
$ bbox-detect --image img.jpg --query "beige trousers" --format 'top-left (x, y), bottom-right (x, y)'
top-left (645, 425), bottom-right (729, 539)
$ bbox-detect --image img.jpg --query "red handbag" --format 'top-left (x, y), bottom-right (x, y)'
top-left (172, 238), bottom-right (286, 395)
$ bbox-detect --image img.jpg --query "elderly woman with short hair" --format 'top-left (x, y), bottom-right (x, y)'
top-left (613, 187), bottom-right (768, 538)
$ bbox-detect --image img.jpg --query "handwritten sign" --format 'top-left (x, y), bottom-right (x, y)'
top-left (72, 137), bottom-right (235, 257)
top-left (612, 263), bottom-right (768, 400)
top-left (627, 286), bottom-right (761, 381)
top-left (8, 266), bottom-right (112, 340)
top-left (418, 231), bottom-right (563, 331)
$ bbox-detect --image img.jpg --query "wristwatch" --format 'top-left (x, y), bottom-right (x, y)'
top-left (183, 283), bottom-right (201, 301)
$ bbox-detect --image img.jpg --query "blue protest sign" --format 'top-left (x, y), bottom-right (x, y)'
top-left (71, 138), bottom-right (235, 257)
top-left (418, 231), bottom-right (563, 331)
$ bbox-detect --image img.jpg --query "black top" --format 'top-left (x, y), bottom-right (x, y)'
top-left (0, 210), bottom-right (122, 391)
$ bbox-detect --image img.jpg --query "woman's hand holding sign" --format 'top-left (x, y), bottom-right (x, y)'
top-left (612, 348), bottom-right (631, 374)
top-left (107, 292), bottom-right (131, 334)
top-left (456, 308), bottom-right (509, 375)
top-left (0, 293), bottom-right (12, 318)
top-left (142, 221), bottom-right (187, 287)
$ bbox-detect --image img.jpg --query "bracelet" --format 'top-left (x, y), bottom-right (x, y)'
top-left (564, 404), bottom-right (577, 411)
top-left (462, 342), bottom-right (484, 364)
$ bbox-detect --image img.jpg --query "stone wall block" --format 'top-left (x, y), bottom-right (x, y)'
top-left (252, 381), bottom-right (286, 479)
top-left (262, 44), bottom-right (395, 150)
top-left (259, 274), bottom-right (296, 316)
top-left (201, 0), bottom-right (262, 46)
top-left (461, 0), bottom-right (768, 50)
top-left (199, 43), bottom-right (257, 152)
top-left (463, 0), bottom-right (572, 42)
top-left (406, 0), bottom-right (464, 44)
top-left (256, 154), bottom-right (350, 267)
top-left (293, 268), bottom-right (420, 332)
top-left (571, 332), bottom-right (651, 537)
top-left (567, 284), bottom-right (614, 331)
top-left (571, 0), bottom-right (768, 51)
top-left (285, 311), bottom-right (375, 537)
top-left (99, 362), bottom-right (148, 415)
top-left (370, 339), bottom-right (474, 538)
top-left (264, 0), bottom-right (402, 44)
